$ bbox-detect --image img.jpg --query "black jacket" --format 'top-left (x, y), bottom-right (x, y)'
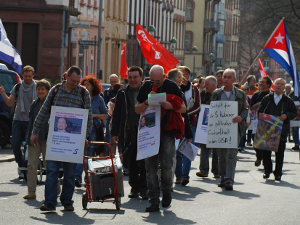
top-left (258, 93), bottom-right (297, 141)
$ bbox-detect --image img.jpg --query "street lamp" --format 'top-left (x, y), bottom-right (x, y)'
top-left (148, 25), bottom-right (156, 36)
top-left (192, 46), bottom-right (198, 77)
top-left (170, 37), bottom-right (177, 55)
top-left (209, 53), bottom-right (215, 75)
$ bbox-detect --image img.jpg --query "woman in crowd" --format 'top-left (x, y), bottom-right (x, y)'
top-left (74, 75), bottom-right (108, 188)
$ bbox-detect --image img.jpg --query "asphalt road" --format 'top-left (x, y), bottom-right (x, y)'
top-left (0, 143), bottom-right (300, 225)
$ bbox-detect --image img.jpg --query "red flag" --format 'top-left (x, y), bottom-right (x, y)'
top-left (136, 23), bottom-right (179, 73)
top-left (120, 43), bottom-right (128, 79)
top-left (258, 58), bottom-right (274, 90)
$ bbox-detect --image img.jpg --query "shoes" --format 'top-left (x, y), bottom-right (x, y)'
top-left (238, 148), bottom-right (244, 152)
top-left (213, 174), bottom-right (221, 178)
top-left (247, 142), bottom-right (252, 146)
top-left (196, 171), bottom-right (208, 177)
top-left (23, 192), bottom-right (36, 199)
top-left (161, 192), bottom-right (172, 208)
top-left (292, 146), bottom-right (300, 150)
top-left (218, 179), bottom-right (225, 187)
top-left (263, 173), bottom-right (270, 179)
top-left (274, 175), bottom-right (281, 181)
top-left (181, 177), bottom-right (189, 186)
top-left (254, 159), bottom-right (262, 167)
top-left (145, 203), bottom-right (160, 212)
top-left (57, 178), bottom-right (61, 196)
top-left (174, 178), bottom-right (182, 184)
top-left (64, 203), bottom-right (74, 211)
top-left (225, 182), bottom-right (233, 191)
top-left (40, 203), bottom-right (56, 212)
top-left (75, 179), bottom-right (82, 188)
top-left (139, 191), bottom-right (148, 200)
top-left (128, 191), bottom-right (139, 198)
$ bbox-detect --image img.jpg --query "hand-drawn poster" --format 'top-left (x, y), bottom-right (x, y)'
top-left (290, 101), bottom-right (300, 127)
top-left (46, 106), bottom-right (88, 163)
top-left (137, 106), bottom-right (161, 160)
top-left (253, 113), bottom-right (283, 152)
top-left (206, 101), bottom-right (238, 148)
top-left (195, 104), bottom-right (210, 144)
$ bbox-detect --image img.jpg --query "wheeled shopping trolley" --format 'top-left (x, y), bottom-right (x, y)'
top-left (82, 141), bottom-right (124, 210)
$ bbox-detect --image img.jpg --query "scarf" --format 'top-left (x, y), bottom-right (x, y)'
top-left (19, 80), bottom-right (37, 113)
top-left (181, 81), bottom-right (191, 92)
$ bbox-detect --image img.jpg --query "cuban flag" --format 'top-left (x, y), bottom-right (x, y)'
top-left (263, 20), bottom-right (300, 99)
top-left (0, 19), bottom-right (22, 74)
top-left (258, 58), bottom-right (274, 90)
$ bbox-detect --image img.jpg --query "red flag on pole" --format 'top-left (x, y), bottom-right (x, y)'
top-left (136, 23), bottom-right (179, 73)
top-left (258, 58), bottom-right (274, 90)
top-left (120, 43), bottom-right (128, 79)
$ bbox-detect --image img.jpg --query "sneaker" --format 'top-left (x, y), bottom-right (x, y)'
top-left (75, 179), bottom-right (82, 188)
top-left (181, 177), bottom-right (189, 186)
top-left (162, 192), bottom-right (172, 208)
top-left (218, 179), bottom-right (225, 187)
top-left (174, 178), bottom-right (182, 184)
top-left (64, 203), bottom-right (74, 211)
top-left (23, 192), bottom-right (36, 199)
top-left (40, 203), bottom-right (56, 212)
top-left (254, 159), bottom-right (262, 167)
top-left (196, 171), bottom-right (208, 177)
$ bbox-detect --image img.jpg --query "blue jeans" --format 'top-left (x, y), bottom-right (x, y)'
top-left (11, 120), bottom-right (29, 167)
top-left (75, 127), bottom-right (97, 182)
top-left (44, 160), bottom-right (76, 207)
top-left (175, 126), bottom-right (197, 179)
top-left (292, 127), bottom-right (299, 146)
top-left (145, 130), bottom-right (175, 205)
top-left (105, 116), bottom-right (111, 154)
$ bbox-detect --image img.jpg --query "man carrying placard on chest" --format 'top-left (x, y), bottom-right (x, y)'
top-left (211, 68), bottom-right (248, 191)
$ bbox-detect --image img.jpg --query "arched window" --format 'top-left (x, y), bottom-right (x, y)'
top-left (186, 0), bottom-right (194, 22)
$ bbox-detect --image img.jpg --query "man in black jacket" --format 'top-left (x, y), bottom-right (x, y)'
top-left (258, 78), bottom-right (297, 181)
top-left (111, 66), bottom-right (148, 200)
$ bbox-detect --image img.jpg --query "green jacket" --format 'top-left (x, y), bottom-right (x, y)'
top-left (211, 86), bottom-right (248, 135)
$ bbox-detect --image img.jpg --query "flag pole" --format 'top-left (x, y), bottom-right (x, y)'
top-left (240, 17), bottom-right (285, 84)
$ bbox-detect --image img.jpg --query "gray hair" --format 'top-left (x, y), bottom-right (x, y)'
top-left (109, 74), bottom-right (118, 80)
top-left (150, 65), bottom-right (164, 76)
top-left (285, 83), bottom-right (292, 88)
top-left (274, 78), bottom-right (286, 85)
top-left (206, 75), bottom-right (217, 86)
top-left (223, 68), bottom-right (236, 78)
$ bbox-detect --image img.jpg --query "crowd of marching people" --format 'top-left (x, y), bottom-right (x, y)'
top-left (0, 64), bottom-right (298, 212)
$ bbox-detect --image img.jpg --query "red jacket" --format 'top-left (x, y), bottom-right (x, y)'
top-left (162, 94), bottom-right (185, 139)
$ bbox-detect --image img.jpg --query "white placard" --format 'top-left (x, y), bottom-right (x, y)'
top-left (290, 101), bottom-right (300, 127)
top-left (206, 101), bottom-right (238, 148)
top-left (177, 138), bottom-right (199, 161)
top-left (137, 106), bottom-right (161, 160)
top-left (252, 119), bottom-right (258, 134)
top-left (194, 104), bottom-right (210, 144)
top-left (148, 93), bottom-right (166, 105)
top-left (46, 106), bottom-right (88, 163)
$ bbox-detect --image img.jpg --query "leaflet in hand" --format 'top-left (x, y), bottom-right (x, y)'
top-left (148, 93), bottom-right (166, 106)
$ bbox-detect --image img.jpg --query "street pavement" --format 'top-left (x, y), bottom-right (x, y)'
top-left (0, 142), bottom-right (300, 225)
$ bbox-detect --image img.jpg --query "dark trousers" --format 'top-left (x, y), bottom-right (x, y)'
top-left (247, 130), bottom-right (253, 144)
top-left (128, 142), bottom-right (147, 193)
top-left (252, 134), bottom-right (262, 161)
top-left (261, 141), bottom-right (286, 176)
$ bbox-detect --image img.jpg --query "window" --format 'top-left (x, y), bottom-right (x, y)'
top-left (184, 33), bottom-right (192, 52)
top-left (186, 0), bottom-right (194, 21)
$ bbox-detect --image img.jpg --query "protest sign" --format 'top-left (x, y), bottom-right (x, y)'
top-left (148, 93), bottom-right (166, 105)
top-left (206, 101), bottom-right (238, 148)
top-left (290, 101), bottom-right (300, 127)
top-left (253, 113), bottom-right (283, 152)
top-left (194, 104), bottom-right (210, 144)
top-left (177, 137), bottom-right (199, 161)
top-left (46, 106), bottom-right (88, 163)
top-left (137, 106), bottom-right (161, 160)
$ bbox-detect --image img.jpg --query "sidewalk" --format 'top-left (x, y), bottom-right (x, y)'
top-left (0, 144), bottom-right (14, 162)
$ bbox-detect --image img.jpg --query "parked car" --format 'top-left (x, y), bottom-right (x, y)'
top-left (0, 64), bottom-right (21, 147)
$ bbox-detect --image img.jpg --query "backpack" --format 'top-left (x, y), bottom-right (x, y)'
top-left (50, 83), bottom-right (86, 107)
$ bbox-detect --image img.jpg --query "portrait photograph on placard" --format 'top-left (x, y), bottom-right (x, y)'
top-left (253, 113), bottom-right (283, 152)
top-left (54, 116), bottom-right (83, 134)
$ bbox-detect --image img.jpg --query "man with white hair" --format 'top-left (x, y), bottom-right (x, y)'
top-left (258, 78), bottom-right (297, 181)
top-left (211, 68), bottom-right (248, 190)
top-left (136, 65), bottom-right (186, 212)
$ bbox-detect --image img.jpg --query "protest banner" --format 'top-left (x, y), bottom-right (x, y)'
top-left (206, 101), bottom-right (238, 148)
top-left (194, 104), bottom-right (210, 144)
top-left (177, 137), bottom-right (199, 161)
top-left (137, 105), bottom-right (161, 160)
top-left (290, 101), bottom-right (300, 127)
top-left (253, 113), bottom-right (283, 152)
top-left (46, 106), bottom-right (88, 163)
